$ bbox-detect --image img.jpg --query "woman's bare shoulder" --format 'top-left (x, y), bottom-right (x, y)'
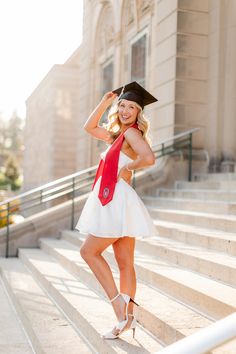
top-left (124, 126), bottom-right (143, 140)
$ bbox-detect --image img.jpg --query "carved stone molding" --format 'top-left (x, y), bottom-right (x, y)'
top-left (127, 0), bottom-right (136, 25)
top-left (122, 0), bottom-right (153, 30)
top-left (137, 0), bottom-right (153, 18)
top-left (122, 0), bottom-right (136, 28)
top-left (96, 5), bottom-right (115, 54)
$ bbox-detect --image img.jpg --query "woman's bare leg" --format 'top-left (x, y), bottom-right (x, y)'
top-left (80, 234), bottom-right (125, 320)
top-left (112, 236), bottom-right (136, 315)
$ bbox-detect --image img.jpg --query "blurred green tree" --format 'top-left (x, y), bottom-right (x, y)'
top-left (4, 153), bottom-right (21, 191)
top-left (0, 111), bottom-right (24, 192)
top-left (4, 111), bottom-right (25, 152)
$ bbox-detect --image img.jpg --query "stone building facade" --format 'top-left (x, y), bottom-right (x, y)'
top-left (24, 0), bottom-right (236, 190)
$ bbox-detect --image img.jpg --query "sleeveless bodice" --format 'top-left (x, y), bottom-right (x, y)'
top-left (100, 145), bottom-right (133, 171)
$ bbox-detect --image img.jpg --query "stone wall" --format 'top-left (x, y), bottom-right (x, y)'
top-left (24, 64), bottom-right (80, 190)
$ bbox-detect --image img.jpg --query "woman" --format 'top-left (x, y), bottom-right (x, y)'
top-left (75, 81), bottom-right (158, 339)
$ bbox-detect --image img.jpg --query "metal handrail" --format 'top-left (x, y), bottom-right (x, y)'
top-left (144, 127), bottom-right (199, 183)
top-left (153, 127), bottom-right (199, 147)
top-left (0, 165), bottom-right (97, 207)
top-left (0, 128), bottom-right (199, 257)
top-left (157, 312), bottom-right (236, 354)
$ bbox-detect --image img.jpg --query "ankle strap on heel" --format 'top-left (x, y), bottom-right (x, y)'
top-left (110, 293), bottom-right (120, 303)
top-left (120, 293), bottom-right (139, 307)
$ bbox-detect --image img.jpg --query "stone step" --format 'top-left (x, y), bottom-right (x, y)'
top-left (134, 250), bottom-right (236, 321)
top-left (135, 236), bottom-right (236, 288)
top-left (40, 236), bottom-right (214, 346)
top-left (175, 180), bottom-right (236, 190)
top-left (0, 272), bottom-right (33, 354)
top-left (61, 229), bottom-right (236, 288)
top-left (193, 173), bottom-right (236, 182)
top-left (148, 207), bottom-right (236, 233)
top-left (61, 231), bottom-right (236, 320)
top-left (0, 258), bottom-right (92, 354)
top-left (153, 219), bottom-right (236, 256)
top-left (19, 248), bottom-right (163, 353)
top-left (157, 188), bottom-right (236, 202)
top-left (143, 196), bottom-right (236, 215)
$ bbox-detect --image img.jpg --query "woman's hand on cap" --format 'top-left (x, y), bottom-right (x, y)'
top-left (101, 91), bottom-right (117, 107)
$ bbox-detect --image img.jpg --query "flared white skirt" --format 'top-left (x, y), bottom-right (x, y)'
top-left (75, 176), bottom-right (157, 238)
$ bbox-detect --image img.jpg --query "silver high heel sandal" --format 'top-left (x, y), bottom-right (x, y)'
top-left (102, 293), bottom-right (139, 340)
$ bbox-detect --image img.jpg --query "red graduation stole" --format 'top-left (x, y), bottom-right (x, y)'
top-left (92, 123), bottom-right (138, 206)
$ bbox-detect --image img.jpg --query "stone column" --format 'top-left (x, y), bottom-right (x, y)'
top-left (207, 0), bottom-right (225, 171)
top-left (153, 0), bottom-right (178, 143)
top-left (175, 0), bottom-right (208, 149)
top-left (221, 0), bottom-right (236, 170)
top-left (207, 0), bottom-right (236, 172)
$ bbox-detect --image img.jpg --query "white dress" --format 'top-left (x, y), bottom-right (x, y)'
top-left (75, 145), bottom-right (157, 238)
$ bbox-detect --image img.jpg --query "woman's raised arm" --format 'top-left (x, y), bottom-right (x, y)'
top-left (83, 92), bottom-right (117, 142)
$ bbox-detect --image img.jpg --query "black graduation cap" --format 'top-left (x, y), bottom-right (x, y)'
top-left (112, 81), bottom-right (158, 109)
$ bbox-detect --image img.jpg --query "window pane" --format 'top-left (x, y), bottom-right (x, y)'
top-left (100, 62), bottom-right (114, 126)
top-left (131, 34), bottom-right (146, 87)
top-left (102, 62), bottom-right (114, 94)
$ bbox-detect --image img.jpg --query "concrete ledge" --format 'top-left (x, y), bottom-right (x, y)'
top-left (0, 275), bottom-right (33, 354)
top-left (193, 173), bottom-right (236, 181)
top-left (153, 220), bottom-right (236, 256)
top-left (143, 196), bottom-right (236, 215)
top-left (0, 194), bottom-right (88, 257)
top-left (135, 236), bottom-right (236, 287)
top-left (175, 180), bottom-right (236, 190)
top-left (157, 188), bottom-right (236, 202)
top-left (148, 207), bottom-right (236, 233)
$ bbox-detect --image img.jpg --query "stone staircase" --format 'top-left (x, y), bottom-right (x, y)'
top-left (1, 172), bottom-right (236, 353)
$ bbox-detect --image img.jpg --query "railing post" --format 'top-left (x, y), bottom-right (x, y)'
top-left (40, 189), bottom-right (43, 204)
top-left (162, 143), bottom-right (165, 155)
top-left (5, 202), bottom-right (10, 258)
top-left (132, 171), bottom-right (136, 189)
top-left (71, 177), bottom-right (75, 230)
top-left (188, 133), bottom-right (193, 182)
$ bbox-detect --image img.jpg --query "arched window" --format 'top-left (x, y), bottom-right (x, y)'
top-left (94, 4), bottom-right (115, 100)
top-left (121, 0), bottom-right (153, 86)
top-left (130, 31), bottom-right (147, 87)
top-left (100, 60), bottom-right (114, 124)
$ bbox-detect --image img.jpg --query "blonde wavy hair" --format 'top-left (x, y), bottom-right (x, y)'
top-left (103, 100), bottom-right (152, 146)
